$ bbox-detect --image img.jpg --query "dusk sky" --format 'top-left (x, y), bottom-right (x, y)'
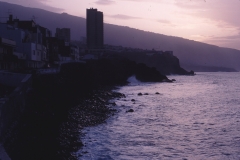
top-left (1, 0), bottom-right (240, 50)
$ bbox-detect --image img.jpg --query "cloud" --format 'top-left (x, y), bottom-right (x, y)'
top-left (120, 0), bottom-right (164, 2)
top-left (202, 32), bottom-right (240, 50)
top-left (174, 0), bottom-right (206, 9)
top-left (212, 34), bottom-right (240, 40)
top-left (95, 0), bottom-right (115, 5)
top-left (109, 14), bottom-right (142, 20)
top-left (175, 0), bottom-right (240, 29)
top-left (157, 19), bottom-right (176, 27)
top-left (157, 19), bottom-right (171, 24)
top-left (0, 0), bottom-right (64, 12)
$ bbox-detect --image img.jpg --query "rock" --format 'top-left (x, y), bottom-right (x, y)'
top-left (144, 93), bottom-right (148, 95)
top-left (189, 70), bottom-right (195, 75)
top-left (155, 92), bottom-right (160, 94)
top-left (162, 79), bottom-right (173, 82)
top-left (135, 63), bottom-right (168, 82)
top-left (172, 79), bottom-right (176, 81)
top-left (98, 97), bottom-right (105, 103)
top-left (121, 93), bottom-right (126, 98)
top-left (108, 102), bottom-right (116, 106)
top-left (126, 109), bottom-right (134, 112)
top-left (138, 93), bottom-right (142, 96)
top-left (131, 99), bottom-right (135, 102)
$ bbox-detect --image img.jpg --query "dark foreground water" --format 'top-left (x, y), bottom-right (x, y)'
top-left (77, 72), bottom-right (240, 160)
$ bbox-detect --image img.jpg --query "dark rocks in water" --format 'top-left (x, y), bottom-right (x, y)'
top-left (172, 79), bottom-right (176, 81)
top-left (155, 92), bottom-right (160, 94)
top-left (109, 108), bottom-right (117, 112)
top-left (131, 99), bottom-right (135, 102)
top-left (126, 109), bottom-right (134, 112)
top-left (98, 97), bottom-right (106, 103)
top-left (144, 93), bottom-right (149, 95)
top-left (189, 70), bottom-right (195, 75)
top-left (162, 79), bottom-right (174, 82)
top-left (108, 102), bottom-right (116, 106)
top-left (119, 93), bottom-right (126, 98)
top-left (138, 93), bottom-right (143, 96)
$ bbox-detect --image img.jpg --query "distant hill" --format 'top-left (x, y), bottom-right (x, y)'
top-left (0, 1), bottom-right (240, 71)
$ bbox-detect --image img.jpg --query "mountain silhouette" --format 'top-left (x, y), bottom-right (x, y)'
top-left (0, 1), bottom-right (239, 71)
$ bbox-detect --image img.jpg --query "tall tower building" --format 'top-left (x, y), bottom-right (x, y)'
top-left (86, 8), bottom-right (104, 49)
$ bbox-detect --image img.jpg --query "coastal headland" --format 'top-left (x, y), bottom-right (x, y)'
top-left (2, 58), bottom-right (183, 160)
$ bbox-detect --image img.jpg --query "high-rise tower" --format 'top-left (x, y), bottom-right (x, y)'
top-left (86, 8), bottom-right (103, 49)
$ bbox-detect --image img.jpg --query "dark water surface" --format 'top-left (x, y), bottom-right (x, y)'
top-left (78, 72), bottom-right (240, 160)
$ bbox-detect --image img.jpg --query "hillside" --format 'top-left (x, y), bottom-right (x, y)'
top-left (0, 1), bottom-right (240, 71)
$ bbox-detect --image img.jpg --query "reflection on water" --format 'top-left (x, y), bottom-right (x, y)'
top-left (78, 73), bottom-right (240, 160)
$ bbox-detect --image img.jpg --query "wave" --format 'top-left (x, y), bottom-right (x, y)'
top-left (127, 75), bottom-right (141, 84)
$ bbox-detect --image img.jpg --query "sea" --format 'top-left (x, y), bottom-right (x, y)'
top-left (77, 72), bottom-right (240, 160)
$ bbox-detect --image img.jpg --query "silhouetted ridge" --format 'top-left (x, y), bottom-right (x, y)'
top-left (0, 1), bottom-right (239, 72)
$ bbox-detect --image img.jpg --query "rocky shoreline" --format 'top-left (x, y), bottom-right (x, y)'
top-left (2, 58), bottom-right (175, 160)
top-left (57, 87), bottom-right (125, 159)
top-left (3, 85), bottom-right (124, 160)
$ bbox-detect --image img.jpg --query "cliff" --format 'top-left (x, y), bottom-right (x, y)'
top-left (59, 58), bottom-right (170, 87)
top-left (111, 52), bottom-right (194, 75)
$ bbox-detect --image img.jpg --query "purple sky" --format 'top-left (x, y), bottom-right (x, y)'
top-left (1, 0), bottom-right (240, 50)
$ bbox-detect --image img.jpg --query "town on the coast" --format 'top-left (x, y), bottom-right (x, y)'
top-left (0, 8), bottom-right (194, 159)
top-left (0, 8), bottom-right (175, 72)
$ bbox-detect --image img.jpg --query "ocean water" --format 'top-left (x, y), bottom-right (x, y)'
top-left (78, 72), bottom-right (240, 160)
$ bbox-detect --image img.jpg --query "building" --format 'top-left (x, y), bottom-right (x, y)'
top-left (0, 23), bottom-right (43, 68)
top-left (39, 26), bottom-right (52, 62)
top-left (55, 28), bottom-right (70, 42)
top-left (47, 37), bottom-right (80, 62)
top-left (86, 8), bottom-right (104, 49)
top-left (46, 37), bottom-right (65, 63)
top-left (0, 15), bottom-right (52, 68)
top-left (70, 44), bottom-right (80, 60)
top-left (0, 37), bottom-right (17, 70)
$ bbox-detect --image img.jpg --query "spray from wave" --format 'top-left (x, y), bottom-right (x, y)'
top-left (127, 75), bottom-right (141, 84)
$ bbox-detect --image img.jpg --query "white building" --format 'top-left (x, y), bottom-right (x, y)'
top-left (70, 44), bottom-right (80, 61)
top-left (0, 22), bottom-right (45, 68)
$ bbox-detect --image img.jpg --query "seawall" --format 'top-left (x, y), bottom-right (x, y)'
top-left (0, 71), bottom-right (32, 140)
